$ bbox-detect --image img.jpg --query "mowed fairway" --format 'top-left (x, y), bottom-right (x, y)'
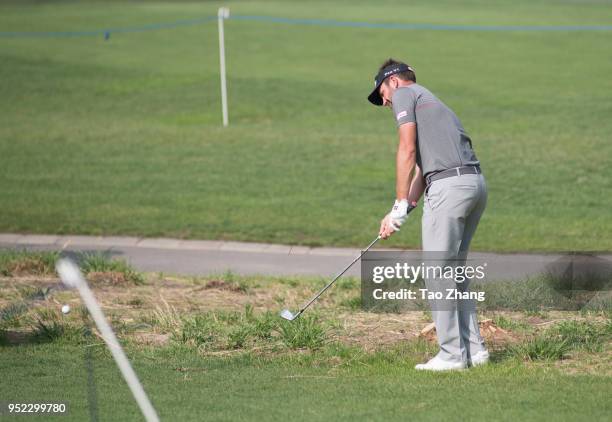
top-left (2, 343), bottom-right (611, 422)
top-left (1, 0), bottom-right (611, 251)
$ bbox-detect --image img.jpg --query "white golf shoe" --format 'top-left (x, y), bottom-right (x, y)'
top-left (470, 350), bottom-right (490, 367)
top-left (415, 356), bottom-right (466, 371)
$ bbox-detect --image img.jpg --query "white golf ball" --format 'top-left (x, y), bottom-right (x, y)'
top-left (61, 305), bottom-right (71, 314)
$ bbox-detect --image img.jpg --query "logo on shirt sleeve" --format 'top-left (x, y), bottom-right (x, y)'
top-left (396, 111), bottom-right (408, 120)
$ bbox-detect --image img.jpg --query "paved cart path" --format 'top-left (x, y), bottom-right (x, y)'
top-left (1, 234), bottom-right (610, 280)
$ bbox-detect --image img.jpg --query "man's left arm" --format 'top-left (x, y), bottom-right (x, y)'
top-left (380, 122), bottom-right (418, 239)
top-left (408, 164), bottom-right (425, 206)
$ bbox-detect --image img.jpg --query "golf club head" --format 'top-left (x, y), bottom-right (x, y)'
top-left (279, 309), bottom-right (298, 321)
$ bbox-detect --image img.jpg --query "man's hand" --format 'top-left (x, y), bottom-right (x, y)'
top-left (379, 214), bottom-right (395, 239)
top-left (379, 199), bottom-right (416, 239)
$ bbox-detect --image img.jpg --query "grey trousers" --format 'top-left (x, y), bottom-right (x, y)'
top-left (422, 173), bottom-right (488, 364)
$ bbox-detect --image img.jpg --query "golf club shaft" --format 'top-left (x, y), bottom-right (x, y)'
top-left (56, 260), bottom-right (160, 422)
top-left (298, 235), bottom-right (381, 315)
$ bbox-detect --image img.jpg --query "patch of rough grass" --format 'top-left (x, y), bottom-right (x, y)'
top-left (126, 297), bottom-right (145, 307)
top-left (16, 285), bottom-right (51, 301)
top-left (0, 286), bottom-right (53, 332)
top-left (227, 325), bottom-right (251, 349)
top-left (340, 295), bottom-right (361, 310)
top-left (212, 270), bottom-right (253, 292)
top-left (580, 291), bottom-right (612, 315)
top-left (148, 303), bottom-right (307, 352)
top-left (0, 249), bottom-right (144, 286)
top-left (505, 319), bottom-right (611, 361)
top-left (277, 315), bottom-right (326, 350)
top-left (204, 279), bottom-right (249, 293)
top-left (78, 252), bottom-right (143, 285)
top-left (476, 274), bottom-right (612, 312)
top-left (249, 309), bottom-right (278, 341)
top-left (279, 338), bottom-right (439, 370)
top-left (475, 277), bottom-right (567, 311)
top-left (149, 301), bottom-right (182, 334)
top-left (31, 308), bottom-right (88, 344)
top-left (491, 314), bottom-right (533, 333)
top-left (0, 249), bottom-right (59, 276)
top-left (336, 277), bottom-right (359, 290)
top-left (363, 338), bottom-right (438, 367)
top-left (551, 319), bottom-right (611, 353)
top-left (1, 301), bottom-right (29, 328)
top-left (507, 335), bottom-right (571, 361)
top-left (180, 313), bottom-right (220, 348)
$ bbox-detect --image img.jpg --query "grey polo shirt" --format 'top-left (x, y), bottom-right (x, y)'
top-left (391, 84), bottom-right (479, 178)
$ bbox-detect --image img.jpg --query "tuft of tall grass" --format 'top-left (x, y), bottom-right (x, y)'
top-left (505, 319), bottom-right (611, 361)
top-left (336, 278), bottom-right (359, 290)
top-left (149, 302), bottom-right (182, 334)
top-left (475, 274), bottom-right (612, 312)
top-left (0, 249), bottom-right (59, 276)
top-left (277, 316), bottom-right (326, 350)
top-left (253, 312), bottom-right (277, 339)
top-left (340, 296), bottom-right (361, 310)
top-left (31, 308), bottom-right (87, 344)
top-left (0, 249), bottom-right (144, 284)
top-left (147, 303), bottom-right (328, 352)
top-left (492, 314), bottom-right (533, 332)
top-left (78, 252), bottom-right (143, 284)
top-left (0, 302), bottom-right (29, 328)
top-left (506, 336), bottom-right (570, 361)
top-left (227, 326), bottom-right (251, 349)
top-left (180, 314), bottom-right (219, 347)
top-left (551, 319), bottom-right (611, 353)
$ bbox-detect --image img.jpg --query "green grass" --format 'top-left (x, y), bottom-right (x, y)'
top-left (550, 319), bottom-right (611, 353)
top-left (1, 269), bottom-right (611, 420)
top-left (148, 303), bottom-right (328, 351)
top-left (0, 249), bottom-right (143, 283)
top-left (1, 1), bottom-right (611, 253)
top-left (78, 251), bottom-right (144, 284)
top-left (492, 314), bottom-right (533, 333)
top-left (0, 249), bottom-right (59, 276)
top-left (277, 315), bottom-right (327, 349)
top-left (505, 319), bottom-right (611, 361)
top-left (31, 308), bottom-right (89, 344)
top-left (1, 341), bottom-right (611, 421)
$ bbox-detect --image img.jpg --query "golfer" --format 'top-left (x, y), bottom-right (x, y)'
top-left (368, 59), bottom-right (489, 371)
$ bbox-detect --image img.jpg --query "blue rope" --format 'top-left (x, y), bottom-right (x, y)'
top-left (0, 17), bottom-right (216, 38)
top-left (230, 15), bottom-right (612, 32)
top-left (1, 14), bottom-right (610, 38)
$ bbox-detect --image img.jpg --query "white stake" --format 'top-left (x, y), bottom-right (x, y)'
top-left (56, 259), bottom-right (160, 422)
top-left (218, 7), bottom-right (230, 127)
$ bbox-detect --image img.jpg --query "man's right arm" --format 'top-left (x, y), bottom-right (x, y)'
top-left (393, 88), bottom-right (423, 205)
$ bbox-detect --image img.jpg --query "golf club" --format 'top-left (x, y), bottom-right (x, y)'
top-left (280, 235), bottom-right (381, 321)
top-left (56, 259), bottom-right (160, 422)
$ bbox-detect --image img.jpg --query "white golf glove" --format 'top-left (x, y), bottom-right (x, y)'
top-left (388, 199), bottom-right (410, 231)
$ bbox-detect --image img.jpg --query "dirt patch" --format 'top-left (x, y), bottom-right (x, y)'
top-left (203, 279), bottom-right (246, 293)
top-left (419, 318), bottom-right (517, 346)
top-left (554, 348), bottom-right (612, 376)
top-left (133, 332), bottom-right (170, 346)
top-left (87, 271), bottom-right (132, 286)
top-left (5, 258), bottom-right (51, 277)
top-left (479, 319), bottom-right (517, 342)
top-left (332, 311), bottom-right (426, 351)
